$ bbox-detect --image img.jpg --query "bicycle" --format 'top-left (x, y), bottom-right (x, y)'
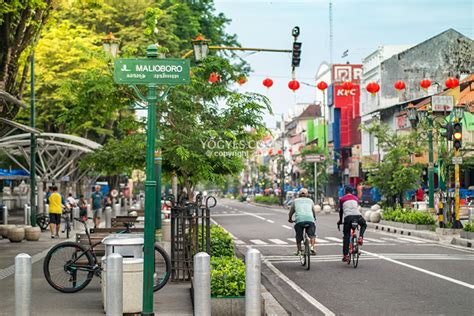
top-left (338, 220), bottom-right (361, 268)
top-left (289, 220), bottom-right (311, 270)
top-left (43, 217), bottom-right (171, 293)
top-left (36, 213), bottom-right (50, 231)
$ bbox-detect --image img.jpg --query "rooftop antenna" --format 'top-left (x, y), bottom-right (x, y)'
top-left (329, 0), bottom-right (333, 65)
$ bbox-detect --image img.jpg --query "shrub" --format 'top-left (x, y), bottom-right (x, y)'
top-left (197, 225), bottom-right (235, 257)
top-left (211, 257), bottom-right (246, 297)
top-left (382, 207), bottom-right (435, 225)
top-left (254, 195), bottom-right (279, 205)
top-left (464, 220), bottom-right (474, 232)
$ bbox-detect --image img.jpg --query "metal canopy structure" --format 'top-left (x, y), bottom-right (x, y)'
top-left (0, 118), bottom-right (101, 182)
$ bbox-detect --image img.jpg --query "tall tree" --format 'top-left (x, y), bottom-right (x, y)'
top-left (0, 0), bottom-right (54, 135)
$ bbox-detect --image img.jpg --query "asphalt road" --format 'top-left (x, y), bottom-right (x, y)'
top-left (213, 199), bottom-right (474, 316)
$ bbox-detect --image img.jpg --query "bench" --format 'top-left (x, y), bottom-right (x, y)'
top-left (112, 216), bottom-right (139, 227)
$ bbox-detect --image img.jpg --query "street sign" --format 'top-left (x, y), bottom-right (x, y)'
top-left (432, 96), bottom-right (454, 112)
top-left (305, 154), bottom-right (325, 163)
top-left (452, 157), bottom-right (463, 165)
top-left (114, 58), bottom-right (190, 85)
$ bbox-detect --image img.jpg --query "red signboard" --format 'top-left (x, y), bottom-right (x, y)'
top-left (332, 64), bottom-right (363, 83)
top-left (333, 84), bottom-right (360, 147)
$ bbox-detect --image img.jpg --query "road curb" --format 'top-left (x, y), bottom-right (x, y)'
top-left (367, 222), bottom-right (440, 241)
top-left (451, 237), bottom-right (473, 248)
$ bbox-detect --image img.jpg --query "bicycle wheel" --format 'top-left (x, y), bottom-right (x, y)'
top-left (153, 244), bottom-right (171, 292)
top-left (43, 242), bottom-right (95, 293)
top-left (36, 214), bottom-right (49, 231)
top-left (351, 237), bottom-right (359, 268)
top-left (305, 238), bottom-right (310, 271)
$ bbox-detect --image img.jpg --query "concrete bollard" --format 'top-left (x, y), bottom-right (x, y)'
top-left (113, 203), bottom-right (120, 218)
top-left (24, 204), bottom-right (30, 225)
top-left (3, 205), bottom-right (8, 224)
top-left (104, 206), bottom-right (112, 228)
top-left (106, 253), bottom-right (123, 316)
top-left (15, 253), bottom-right (32, 316)
top-left (245, 248), bottom-right (262, 316)
top-left (194, 252), bottom-right (211, 316)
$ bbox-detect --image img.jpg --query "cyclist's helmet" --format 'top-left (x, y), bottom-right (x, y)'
top-left (344, 185), bottom-right (354, 195)
top-left (299, 188), bottom-right (309, 197)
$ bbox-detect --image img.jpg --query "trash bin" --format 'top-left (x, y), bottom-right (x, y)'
top-left (101, 236), bottom-right (145, 314)
top-left (103, 234), bottom-right (144, 258)
top-left (102, 256), bottom-right (143, 314)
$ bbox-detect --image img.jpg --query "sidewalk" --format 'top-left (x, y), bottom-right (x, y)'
top-left (0, 224), bottom-right (193, 315)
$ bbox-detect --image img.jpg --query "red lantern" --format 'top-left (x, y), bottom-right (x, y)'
top-left (420, 79), bottom-right (431, 90)
top-left (288, 79), bottom-right (300, 92)
top-left (289, 148), bottom-right (293, 154)
top-left (263, 78), bottom-right (273, 88)
top-left (365, 82), bottom-right (380, 95)
top-left (317, 81), bottom-right (328, 91)
top-left (258, 149), bottom-right (263, 155)
top-left (342, 81), bottom-right (353, 91)
top-left (277, 149), bottom-right (283, 155)
top-left (394, 80), bottom-right (406, 91)
top-left (445, 77), bottom-right (459, 89)
top-left (238, 76), bottom-right (247, 85)
top-left (268, 149), bottom-right (273, 155)
top-left (208, 72), bottom-right (219, 83)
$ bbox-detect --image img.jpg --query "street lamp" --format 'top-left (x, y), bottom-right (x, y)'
top-left (192, 34), bottom-right (210, 62)
top-left (102, 32), bottom-right (119, 57)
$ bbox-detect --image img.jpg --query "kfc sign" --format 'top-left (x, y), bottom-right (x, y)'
top-left (336, 88), bottom-right (358, 97)
top-left (332, 64), bottom-right (362, 83)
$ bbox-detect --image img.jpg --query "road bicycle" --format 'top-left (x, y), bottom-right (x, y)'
top-left (43, 217), bottom-right (171, 293)
top-left (289, 220), bottom-right (311, 270)
top-left (339, 220), bottom-right (361, 268)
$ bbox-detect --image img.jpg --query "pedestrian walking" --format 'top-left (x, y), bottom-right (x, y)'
top-left (78, 195), bottom-right (88, 220)
top-left (48, 186), bottom-right (65, 239)
top-left (90, 185), bottom-right (104, 228)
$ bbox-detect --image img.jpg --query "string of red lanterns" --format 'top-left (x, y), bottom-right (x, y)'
top-left (445, 77), bottom-right (459, 89)
top-left (365, 82), bottom-right (380, 96)
top-left (317, 81), bottom-right (328, 91)
top-left (238, 76), bottom-right (247, 85)
top-left (394, 80), bottom-right (406, 91)
top-left (420, 79), bottom-right (431, 90)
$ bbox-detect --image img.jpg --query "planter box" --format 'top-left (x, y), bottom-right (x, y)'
top-left (435, 228), bottom-right (463, 235)
top-left (460, 231), bottom-right (474, 240)
top-left (211, 296), bottom-right (245, 316)
top-left (379, 220), bottom-right (431, 231)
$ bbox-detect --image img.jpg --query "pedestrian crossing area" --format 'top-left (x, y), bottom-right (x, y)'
top-left (232, 235), bottom-right (431, 246)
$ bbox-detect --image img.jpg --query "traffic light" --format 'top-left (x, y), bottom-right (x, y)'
top-left (292, 42), bottom-right (302, 67)
top-left (441, 122), bottom-right (453, 140)
top-left (453, 122), bottom-right (462, 149)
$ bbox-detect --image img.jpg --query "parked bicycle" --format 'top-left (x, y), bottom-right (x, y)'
top-left (43, 217), bottom-right (171, 293)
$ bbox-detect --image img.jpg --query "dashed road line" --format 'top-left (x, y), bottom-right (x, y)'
top-left (266, 219), bottom-right (275, 223)
top-left (269, 239), bottom-right (288, 245)
top-left (396, 237), bottom-right (426, 244)
top-left (250, 239), bottom-right (268, 245)
top-left (325, 237), bottom-right (343, 243)
top-left (282, 225), bottom-right (292, 230)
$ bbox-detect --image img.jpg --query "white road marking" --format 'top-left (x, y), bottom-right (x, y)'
top-left (363, 237), bottom-right (384, 243)
top-left (266, 219), bottom-right (275, 223)
top-left (250, 239), bottom-right (268, 245)
top-left (325, 237), bottom-right (343, 243)
top-left (380, 237), bottom-right (408, 243)
top-left (287, 238), bottom-right (296, 243)
top-left (396, 237), bottom-right (426, 244)
top-left (362, 250), bottom-right (474, 290)
top-left (316, 238), bottom-right (330, 243)
top-left (234, 240), bottom-right (246, 245)
top-left (282, 225), bottom-right (292, 230)
top-left (222, 211), bottom-right (228, 214)
top-left (240, 210), bottom-right (266, 221)
top-left (264, 260), bottom-right (335, 316)
top-left (269, 239), bottom-right (288, 245)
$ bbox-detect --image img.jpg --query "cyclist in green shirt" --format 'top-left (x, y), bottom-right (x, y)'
top-left (288, 188), bottom-right (317, 256)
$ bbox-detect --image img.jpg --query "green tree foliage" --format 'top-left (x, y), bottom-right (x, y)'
top-left (0, 0), bottom-right (53, 135)
top-left (161, 56), bottom-right (270, 197)
top-left (363, 123), bottom-right (424, 206)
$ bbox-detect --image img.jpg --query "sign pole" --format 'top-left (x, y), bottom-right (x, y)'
top-left (142, 48), bottom-right (158, 314)
top-left (454, 148), bottom-right (461, 228)
top-left (314, 161), bottom-right (318, 204)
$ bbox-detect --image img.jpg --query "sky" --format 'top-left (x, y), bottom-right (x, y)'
top-left (213, 0), bottom-right (473, 128)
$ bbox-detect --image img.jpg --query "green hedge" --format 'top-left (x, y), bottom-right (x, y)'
top-left (254, 195), bottom-right (279, 204)
top-left (211, 256), bottom-right (246, 297)
top-left (463, 220), bottom-right (474, 232)
top-left (382, 207), bottom-right (436, 225)
top-left (197, 225), bottom-right (235, 257)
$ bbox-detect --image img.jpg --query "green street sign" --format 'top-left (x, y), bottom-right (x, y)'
top-left (114, 58), bottom-right (190, 85)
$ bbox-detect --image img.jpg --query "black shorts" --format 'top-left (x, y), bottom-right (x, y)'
top-left (295, 221), bottom-right (316, 243)
top-left (49, 213), bottom-right (61, 225)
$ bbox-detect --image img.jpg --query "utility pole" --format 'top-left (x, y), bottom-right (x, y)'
top-left (279, 114), bottom-right (285, 206)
